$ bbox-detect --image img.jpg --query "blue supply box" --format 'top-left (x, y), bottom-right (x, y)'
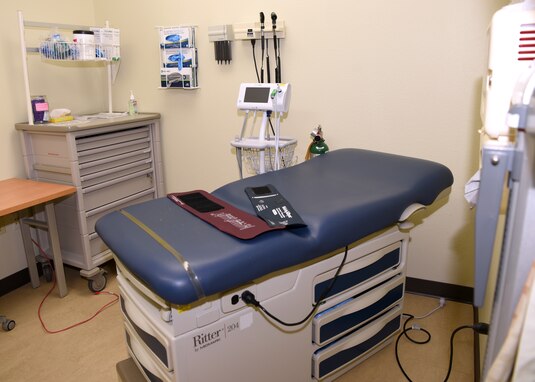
top-left (159, 26), bottom-right (196, 49)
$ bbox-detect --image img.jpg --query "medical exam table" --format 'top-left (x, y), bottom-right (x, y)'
top-left (96, 148), bottom-right (453, 382)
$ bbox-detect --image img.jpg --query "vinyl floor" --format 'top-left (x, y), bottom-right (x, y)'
top-left (0, 264), bottom-right (474, 382)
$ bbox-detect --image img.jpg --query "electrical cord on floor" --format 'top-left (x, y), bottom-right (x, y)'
top-left (31, 238), bottom-right (119, 334)
top-left (395, 313), bottom-right (489, 382)
top-left (410, 297), bottom-right (446, 320)
top-left (241, 246), bottom-right (349, 327)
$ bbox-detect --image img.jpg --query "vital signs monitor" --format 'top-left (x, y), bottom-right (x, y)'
top-left (237, 83), bottom-right (291, 112)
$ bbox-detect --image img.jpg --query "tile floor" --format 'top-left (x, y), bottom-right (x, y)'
top-left (0, 265), bottom-right (475, 382)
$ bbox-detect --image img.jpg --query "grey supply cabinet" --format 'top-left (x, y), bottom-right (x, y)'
top-left (15, 113), bottom-right (164, 291)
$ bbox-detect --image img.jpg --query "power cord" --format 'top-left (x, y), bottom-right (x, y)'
top-left (411, 297), bottom-right (446, 320)
top-left (241, 246), bottom-right (349, 327)
top-left (31, 238), bottom-right (119, 334)
top-left (251, 39), bottom-right (260, 83)
top-left (395, 312), bottom-right (489, 381)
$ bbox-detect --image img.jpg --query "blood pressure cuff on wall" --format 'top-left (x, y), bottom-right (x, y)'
top-left (167, 190), bottom-right (284, 240)
top-left (245, 184), bottom-right (306, 228)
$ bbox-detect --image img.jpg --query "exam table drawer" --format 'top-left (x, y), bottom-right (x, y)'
top-left (312, 305), bottom-right (402, 380)
top-left (313, 242), bottom-right (402, 303)
top-left (119, 280), bottom-right (174, 372)
top-left (312, 275), bottom-right (404, 346)
top-left (125, 321), bottom-right (173, 382)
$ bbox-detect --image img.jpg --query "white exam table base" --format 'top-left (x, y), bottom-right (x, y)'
top-left (115, 226), bottom-right (407, 382)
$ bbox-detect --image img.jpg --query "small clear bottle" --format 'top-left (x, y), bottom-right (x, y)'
top-left (128, 90), bottom-right (138, 115)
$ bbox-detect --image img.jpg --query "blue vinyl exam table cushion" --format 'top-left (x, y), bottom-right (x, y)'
top-left (96, 149), bottom-right (453, 306)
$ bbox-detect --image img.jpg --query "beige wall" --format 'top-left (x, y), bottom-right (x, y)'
top-left (1, 0), bottom-right (509, 286)
top-left (0, 1), bottom-right (101, 278)
top-left (0, 0), bottom-right (99, 181)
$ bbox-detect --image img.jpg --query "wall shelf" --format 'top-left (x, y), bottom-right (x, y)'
top-left (17, 10), bottom-right (121, 124)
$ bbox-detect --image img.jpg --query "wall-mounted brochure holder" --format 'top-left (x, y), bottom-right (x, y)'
top-left (157, 26), bottom-right (198, 89)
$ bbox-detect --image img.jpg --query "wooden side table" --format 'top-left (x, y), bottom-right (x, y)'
top-left (0, 178), bottom-right (76, 298)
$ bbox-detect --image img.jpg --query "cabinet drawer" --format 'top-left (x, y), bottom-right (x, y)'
top-left (312, 305), bottom-right (401, 380)
top-left (83, 170), bottom-right (153, 211)
top-left (33, 164), bottom-right (73, 184)
top-left (29, 133), bottom-right (70, 160)
top-left (79, 149), bottom-right (151, 177)
top-left (76, 127), bottom-right (150, 152)
top-left (77, 137), bottom-right (150, 164)
top-left (81, 159), bottom-right (152, 188)
top-left (86, 190), bottom-right (155, 235)
top-left (313, 243), bottom-right (402, 303)
top-left (313, 276), bottom-right (404, 346)
top-left (89, 234), bottom-right (108, 258)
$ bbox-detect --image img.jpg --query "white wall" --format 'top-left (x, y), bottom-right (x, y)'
top-left (1, 0), bottom-right (509, 286)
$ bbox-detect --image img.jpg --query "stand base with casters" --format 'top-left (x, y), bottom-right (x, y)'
top-left (81, 268), bottom-right (108, 292)
top-left (0, 315), bottom-right (16, 331)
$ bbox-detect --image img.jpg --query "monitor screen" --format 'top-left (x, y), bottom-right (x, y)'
top-left (243, 87), bottom-right (270, 103)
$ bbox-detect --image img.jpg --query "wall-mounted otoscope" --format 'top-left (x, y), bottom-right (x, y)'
top-left (264, 14), bottom-right (271, 83)
top-left (271, 12), bottom-right (281, 83)
top-left (260, 12), bottom-right (265, 83)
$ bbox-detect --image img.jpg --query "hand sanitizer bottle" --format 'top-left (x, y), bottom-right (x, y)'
top-left (128, 90), bottom-right (138, 115)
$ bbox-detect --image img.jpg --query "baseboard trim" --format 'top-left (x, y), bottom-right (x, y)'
top-left (474, 307), bottom-right (481, 382)
top-left (0, 265), bottom-right (43, 297)
top-left (405, 277), bottom-right (473, 305)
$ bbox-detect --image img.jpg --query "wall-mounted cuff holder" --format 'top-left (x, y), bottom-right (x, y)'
top-left (208, 25), bottom-right (234, 64)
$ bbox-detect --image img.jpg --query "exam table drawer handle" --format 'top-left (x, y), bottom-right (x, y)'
top-left (124, 320), bottom-right (173, 382)
top-left (312, 305), bottom-right (402, 380)
top-left (313, 276), bottom-right (404, 346)
top-left (120, 294), bottom-right (172, 371)
top-left (313, 243), bottom-right (402, 303)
